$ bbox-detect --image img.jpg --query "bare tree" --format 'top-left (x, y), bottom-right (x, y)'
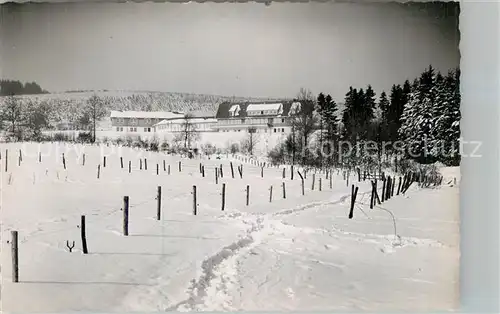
top-left (242, 127), bottom-right (259, 156)
top-left (180, 113), bottom-right (200, 149)
top-left (1, 96), bottom-right (22, 140)
top-left (291, 88), bottom-right (318, 165)
top-left (83, 95), bottom-right (107, 143)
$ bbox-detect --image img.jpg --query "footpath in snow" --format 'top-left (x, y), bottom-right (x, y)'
top-left (0, 143), bottom-right (459, 312)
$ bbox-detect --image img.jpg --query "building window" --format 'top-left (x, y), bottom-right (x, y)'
top-left (274, 128), bottom-right (276, 133)
top-left (282, 128), bottom-right (285, 132)
top-left (281, 118), bottom-right (285, 123)
top-left (261, 111), bottom-right (264, 115)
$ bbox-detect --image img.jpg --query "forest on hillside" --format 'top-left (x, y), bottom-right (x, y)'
top-left (268, 65), bottom-right (460, 168)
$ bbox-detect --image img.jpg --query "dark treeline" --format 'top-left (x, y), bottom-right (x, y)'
top-left (269, 65), bottom-right (461, 169)
top-left (0, 79), bottom-right (49, 96)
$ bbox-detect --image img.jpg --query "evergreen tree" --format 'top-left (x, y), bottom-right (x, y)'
top-left (399, 66), bottom-right (441, 163)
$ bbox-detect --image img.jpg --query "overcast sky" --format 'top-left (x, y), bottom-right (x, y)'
top-left (0, 2), bottom-right (459, 101)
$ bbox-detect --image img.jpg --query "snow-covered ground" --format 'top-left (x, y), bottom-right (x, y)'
top-left (0, 143), bottom-right (459, 312)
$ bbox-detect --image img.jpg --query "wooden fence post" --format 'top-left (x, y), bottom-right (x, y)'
top-left (319, 177), bottom-right (322, 191)
top-left (121, 157), bottom-right (124, 169)
top-left (282, 182), bottom-right (286, 199)
top-left (219, 164), bottom-right (223, 178)
top-left (246, 185), bottom-right (250, 206)
top-left (81, 215), bottom-right (89, 254)
top-left (261, 167), bottom-right (264, 178)
top-left (348, 185), bottom-right (359, 219)
top-left (397, 177), bottom-right (402, 195)
top-left (103, 156), bottom-right (106, 168)
top-left (291, 165), bottom-right (294, 180)
top-left (97, 164), bottom-right (101, 179)
top-left (123, 196), bottom-right (129, 236)
top-left (391, 176), bottom-right (396, 197)
top-left (222, 183), bottom-right (226, 211)
top-left (381, 178), bottom-right (386, 202)
top-left (298, 171), bottom-right (305, 195)
top-left (128, 160), bottom-right (131, 173)
top-left (39, 152), bottom-right (41, 163)
top-left (238, 165), bottom-right (243, 178)
top-left (163, 160), bottom-right (166, 172)
top-left (192, 185), bottom-right (197, 215)
top-left (215, 167), bottom-right (219, 184)
top-left (230, 162), bottom-right (235, 178)
top-left (140, 159), bottom-right (142, 170)
top-left (144, 158), bottom-right (147, 170)
top-left (269, 185), bottom-right (273, 202)
top-left (282, 168), bottom-right (286, 179)
top-left (311, 173), bottom-right (316, 190)
top-left (11, 231), bottom-right (18, 282)
top-left (370, 181), bottom-right (375, 209)
top-left (179, 161), bottom-right (182, 172)
top-left (202, 165), bottom-right (205, 177)
top-left (330, 171), bottom-right (333, 189)
top-left (168, 164), bottom-right (171, 175)
top-left (157, 186), bottom-right (162, 220)
top-left (157, 164), bottom-right (159, 175)
top-left (82, 153), bottom-right (85, 166)
top-left (62, 153), bottom-right (66, 170)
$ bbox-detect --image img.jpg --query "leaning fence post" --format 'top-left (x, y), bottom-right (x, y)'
top-left (282, 182), bottom-right (286, 199)
top-left (123, 196), bottom-right (129, 236)
top-left (222, 183), bottom-right (226, 211)
top-left (297, 171), bottom-right (305, 195)
top-left (269, 185), bottom-right (273, 202)
top-left (11, 230), bottom-right (19, 282)
top-left (192, 185), bottom-right (197, 215)
top-left (397, 177), bottom-right (402, 195)
top-left (80, 215), bottom-right (89, 254)
top-left (230, 162), bottom-right (235, 178)
top-left (311, 173), bottom-right (316, 190)
top-left (348, 185), bottom-right (359, 219)
top-left (97, 164), bottom-right (101, 179)
top-left (157, 186), bottom-right (162, 220)
top-left (246, 185), bottom-right (250, 206)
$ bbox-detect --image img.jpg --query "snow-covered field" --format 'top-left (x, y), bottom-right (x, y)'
top-left (0, 142), bottom-right (459, 312)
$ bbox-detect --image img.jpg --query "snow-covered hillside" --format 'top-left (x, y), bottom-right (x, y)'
top-left (0, 91), bottom-right (286, 127)
top-left (0, 143), bottom-right (459, 312)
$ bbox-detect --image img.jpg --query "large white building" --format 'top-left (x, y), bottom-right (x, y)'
top-left (110, 110), bottom-right (185, 138)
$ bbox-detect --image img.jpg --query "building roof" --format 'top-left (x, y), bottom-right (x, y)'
top-left (215, 101), bottom-right (297, 119)
top-left (110, 110), bottom-right (185, 119)
top-left (246, 103), bottom-right (282, 112)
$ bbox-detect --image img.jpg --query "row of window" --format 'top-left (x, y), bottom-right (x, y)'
top-left (221, 118), bottom-right (286, 125)
top-left (113, 118), bottom-right (159, 125)
top-left (116, 127), bottom-right (151, 132)
top-left (220, 128), bottom-right (286, 133)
